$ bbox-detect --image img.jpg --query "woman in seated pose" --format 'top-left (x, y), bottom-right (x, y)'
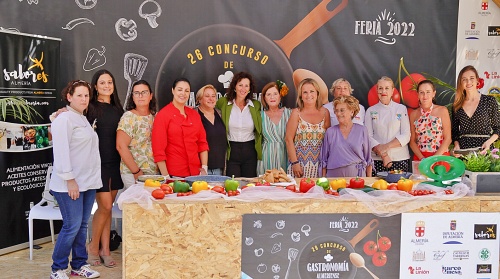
top-left (257, 81), bottom-right (291, 175)
top-left (452, 65), bottom-right (500, 153)
top-left (409, 80), bottom-right (451, 160)
top-left (216, 72), bottom-right (262, 178)
top-left (321, 96), bottom-right (373, 177)
top-left (116, 80), bottom-right (158, 188)
top-left (286, 78), bottom-right (330, 178)
top-left (195, 84), bottom-right (227, 175)
top-left (323, 78), bottom-right (365, 126)
top-left (152, 78), bottom-right (209, 177)
top-left (365, 76), bottom-right (411, 174)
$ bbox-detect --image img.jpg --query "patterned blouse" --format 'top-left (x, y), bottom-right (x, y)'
top-left (414, 105), bottom-right (444, 153)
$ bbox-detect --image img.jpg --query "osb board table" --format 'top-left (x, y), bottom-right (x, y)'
top-left (122, 184), bottom-right (500, 278)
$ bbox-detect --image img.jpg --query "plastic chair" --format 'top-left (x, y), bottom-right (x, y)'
top-left (28, 166), bottom-right (62, 260)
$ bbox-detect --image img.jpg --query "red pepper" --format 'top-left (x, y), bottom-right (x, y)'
top-left (299, 178), bottom-right (316, 193)
top-left (349, 176), bottom-right (365, 189)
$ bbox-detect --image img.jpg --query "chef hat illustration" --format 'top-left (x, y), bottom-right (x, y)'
top-left (218, 71), bottom-right (234, 88)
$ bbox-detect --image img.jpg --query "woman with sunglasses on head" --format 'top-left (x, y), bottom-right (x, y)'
top-left (49, 80), bottom-right (101, 279)
top-left (116, 80), bottom-right (158, 188)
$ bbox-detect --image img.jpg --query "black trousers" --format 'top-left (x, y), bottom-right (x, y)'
top-left (226, 140), bottom-right (257, 178)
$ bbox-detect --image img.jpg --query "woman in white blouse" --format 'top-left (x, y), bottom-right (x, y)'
top-left (323, 78), bottom-right (365, 126)
top-left (365, 76), bottom-right (411, 174)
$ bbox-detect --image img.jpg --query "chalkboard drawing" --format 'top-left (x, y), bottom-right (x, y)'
top-left (253, 220), bottom-right (262, 228)
top-left (139, 0), bottom-right (162, 29)
top-left (0, 27), bottom-right (20, 33)
top-left (301, 224), bottom-right (311, 236)
top-left (62, 18), bottom-right (95, 30)
top-left (83, 46), bottom-right (106, 72)
top-left (349, 252), bottom-right (379, 279)
top-left (115, 18), bottom-right (138, 41)
top-left (273, 276), bottom-right (279, 279)
top-left (276, 220), bottom-right (285, 230)
top-left (270, 232), bottom-right (283, 238)
top-left (271, 264), bottom-right (280, 273)
top-left (254, 248), bottom-right (264, 257)
top-left (244, 237), bottom-right (253, 246)
top-left (75, 0), bottom-right (97, 9)
top-left (270, 242), bottom-right (281, 254)
top-left (218, 71), bottom-right (234, 88)
top-left (284, 248), bottom-right (299, 279)
top-left (123, 53), bottom-right (148, 108)
top-left (20, 0), bottom-right (39, 5)
top-left (257, 263), bottom-right (267, 273)
top-left (291, 232), bottom-right (300, 242)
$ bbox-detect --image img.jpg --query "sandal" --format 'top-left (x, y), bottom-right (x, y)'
top-left (86, 244), bottom-right (101, 266)
top-left (100, 254), bottom-right (117, 268)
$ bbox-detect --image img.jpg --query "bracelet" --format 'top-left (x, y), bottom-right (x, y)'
top-left (132, 168), bottom-right (141, 175)
top-left (291, 161), bottom-right (299, 166)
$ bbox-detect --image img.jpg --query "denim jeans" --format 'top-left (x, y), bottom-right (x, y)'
top-left (51, 189), bottom-right (96, 271)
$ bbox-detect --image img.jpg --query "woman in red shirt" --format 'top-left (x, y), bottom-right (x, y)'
top-left (152, 78), bottom-right (209, 177)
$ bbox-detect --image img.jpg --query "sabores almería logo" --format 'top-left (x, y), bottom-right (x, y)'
top-left (3, 52), bottom-right (49, 85)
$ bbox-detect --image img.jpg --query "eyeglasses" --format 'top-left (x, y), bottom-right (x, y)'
top-left (72, 80), bottom-right (89, 86)
top-left (132, 90), bottom-right (150, 97)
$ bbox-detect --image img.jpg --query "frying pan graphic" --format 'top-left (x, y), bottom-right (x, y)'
top-left (297, 219), bottom-right (379, 279)
top-left (155, 0), bottom-right (349, 109)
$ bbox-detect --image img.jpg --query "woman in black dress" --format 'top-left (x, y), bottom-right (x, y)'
top-left (195, 84), bottom-right (227, 175)
top-left (452, 65), bottom-right (500, 152)
top-left (86, 69), bottom-right (124, 268)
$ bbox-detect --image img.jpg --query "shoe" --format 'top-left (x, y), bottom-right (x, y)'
top-left (86, 244), bottom-right (101, 266)
top-left (50, 270), bottom-right (69, 279)
top-left (99, 254), bottom-right (116, 268)
top-left (70, 264), bottom-right (100, 278)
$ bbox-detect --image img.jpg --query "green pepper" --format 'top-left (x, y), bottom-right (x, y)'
top-left (173, 180), bottom-right (190, 193)
top-left (224, 175), bottom-right (239, 192)
top-left (316, 177), bottom-right (330, 191)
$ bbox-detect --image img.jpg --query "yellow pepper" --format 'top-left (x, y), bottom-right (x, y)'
top-left (329, 178), bottom-right (347, 190)
top-left (372, 179), bottom-right (388, 190)
top-left (144, 179), bottom-right (161, 187)
top-left (192, 181), bottom-right (209, 193)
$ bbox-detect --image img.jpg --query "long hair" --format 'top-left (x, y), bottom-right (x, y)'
top-left (453, 65), bottom-right (479, 112)
top-left (88, 69), bottom-right (124, 118)
top-left (226, 72), bottom-right (255, 102)
top-left (296, 78), bottom-right (322, 110)
top-left (261, 82), bottom-right (279, 111)
top-left (125, 80), bottom-right (157, 115)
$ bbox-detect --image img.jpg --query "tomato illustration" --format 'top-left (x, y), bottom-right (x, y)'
top-left (367, 84), bottom-right (401, 107)
top-left (363, 240), bottom-right (378, 256)
top-left (372, 251), bottom-right (388, 267)
top-left (400, 73), bottom-right (425, 109)
top-left (377, 236), bottom-right (392, 252)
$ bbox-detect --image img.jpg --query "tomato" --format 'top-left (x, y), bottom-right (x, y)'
top-left (400, 73), bottom-right (425, 109)
top-left (160, 184), bottom-right (173, 194)
top-left (377, 236), bottom-right (392, 252)
top-left (240, 185), bottom-right (248, 190)
top-left (363, 240), bottom-right (378, 256)
top-left (349, 177), bottom-right (365, 189)
top-left (387, 184), bottom-right (398, 190)
top-left (372, 251), bottom-right (388, 267)
top-left (212, 185), bottom-right (225, 194)
top-left (397, 178), bottom-right (413, 192)
top-left (329, 178), bottom-right (347, 190)
top-left (151, 189), bottom-right (165, 199)
top-left (367, 84), bottom-right (401, 107)
top-left (372, 179), bottom-right (388, 190)
top-left (255, 180), bottom-right (271, 186)
top-left (285, 185), bottom-right (296, 192)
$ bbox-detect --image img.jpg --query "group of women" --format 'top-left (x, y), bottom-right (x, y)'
top-left (48, 65), bottom-right (499, 278)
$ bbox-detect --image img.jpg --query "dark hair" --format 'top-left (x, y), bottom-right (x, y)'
top-left (226, 72), bottom-right (255, 101)
top-left (453, 65), bottom-right (479, 112)
top-left (261, 82), bottom-right (279, 110)
top-left (172, 77), bottom-right (191, 90)
top-left (61, 80), bottom-right (92, 105)
top-left (90, 69), bottom-right (124, 111)
top-left (417, 79), bottom-right (435, 92)
top-left (125, 80), bottom-right (157, 115)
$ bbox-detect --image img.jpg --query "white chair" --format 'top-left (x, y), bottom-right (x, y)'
top-left (28, 166), bottom-right (62, 260)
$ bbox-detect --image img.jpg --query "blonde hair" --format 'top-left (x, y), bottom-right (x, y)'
top-left (329, 78), bottom-right (353, 95)
top-left (333, 95), bottom-right (360, 119)
top-left (297, 78), bottom-right (322, 110)
top-left (377, 76), bottom-right (395, 88)
top-left (196, 84), bottom-right (217, 104)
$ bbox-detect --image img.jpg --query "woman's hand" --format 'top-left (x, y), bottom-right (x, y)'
top-left (66, 179), bottom-right (80, 200)
top-left (481, 139), bottom-right (494, 151)
top-left (452, 142), bottom-right (461, 157)
top-left (292, 163), bottom-right (303, 178)
top-left (133, 170), bottom-right (143, 181)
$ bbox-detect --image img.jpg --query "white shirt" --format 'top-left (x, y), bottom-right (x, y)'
top-left (323, 102), bottom-right (365, 126)
top-left (364, 101), bottom-right (411, 161)
top-left (49, 106), bottom-right (102, 192)
top-left (227, 99), bottom-right (255, 142)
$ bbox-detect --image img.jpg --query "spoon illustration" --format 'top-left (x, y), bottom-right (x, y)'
top-left (349, 253), bottom-right (379, 279)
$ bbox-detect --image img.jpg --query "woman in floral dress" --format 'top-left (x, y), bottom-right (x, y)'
top-left (286, 78), bottom-right (330, 178)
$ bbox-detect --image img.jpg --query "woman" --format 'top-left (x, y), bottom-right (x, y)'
top-left (286, 78), bottom-right (330, 178)
top-left (257, 81), bottom-right (291, 175)
top-left (50, 80), bottom-right (101, 279)
top-left (452, 65), bottom-right (500, 152)
top-left (195, 84), bottom-right (226, 175)
top-left (365, 76), bottom-right (411, 173)
top-left (117, 80), bottom-right (158, 188)
top-left (86, 69), bottom-right (124, 268)
top-left (216, 72), bottom-right (262, 178)
top-left (409, 80), bottom-right (452, 160)
top-left (152, 78), bottom-right (209, 177)
top-left (321, 96), bottom-right (373, 177)
top-left (323, 78), bottom-right (365, 126)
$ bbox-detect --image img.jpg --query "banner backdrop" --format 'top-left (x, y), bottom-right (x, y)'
top-left (0, 0), bottom-right (458, 110)
top-left (0, 31), bottom-right (59, 251)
